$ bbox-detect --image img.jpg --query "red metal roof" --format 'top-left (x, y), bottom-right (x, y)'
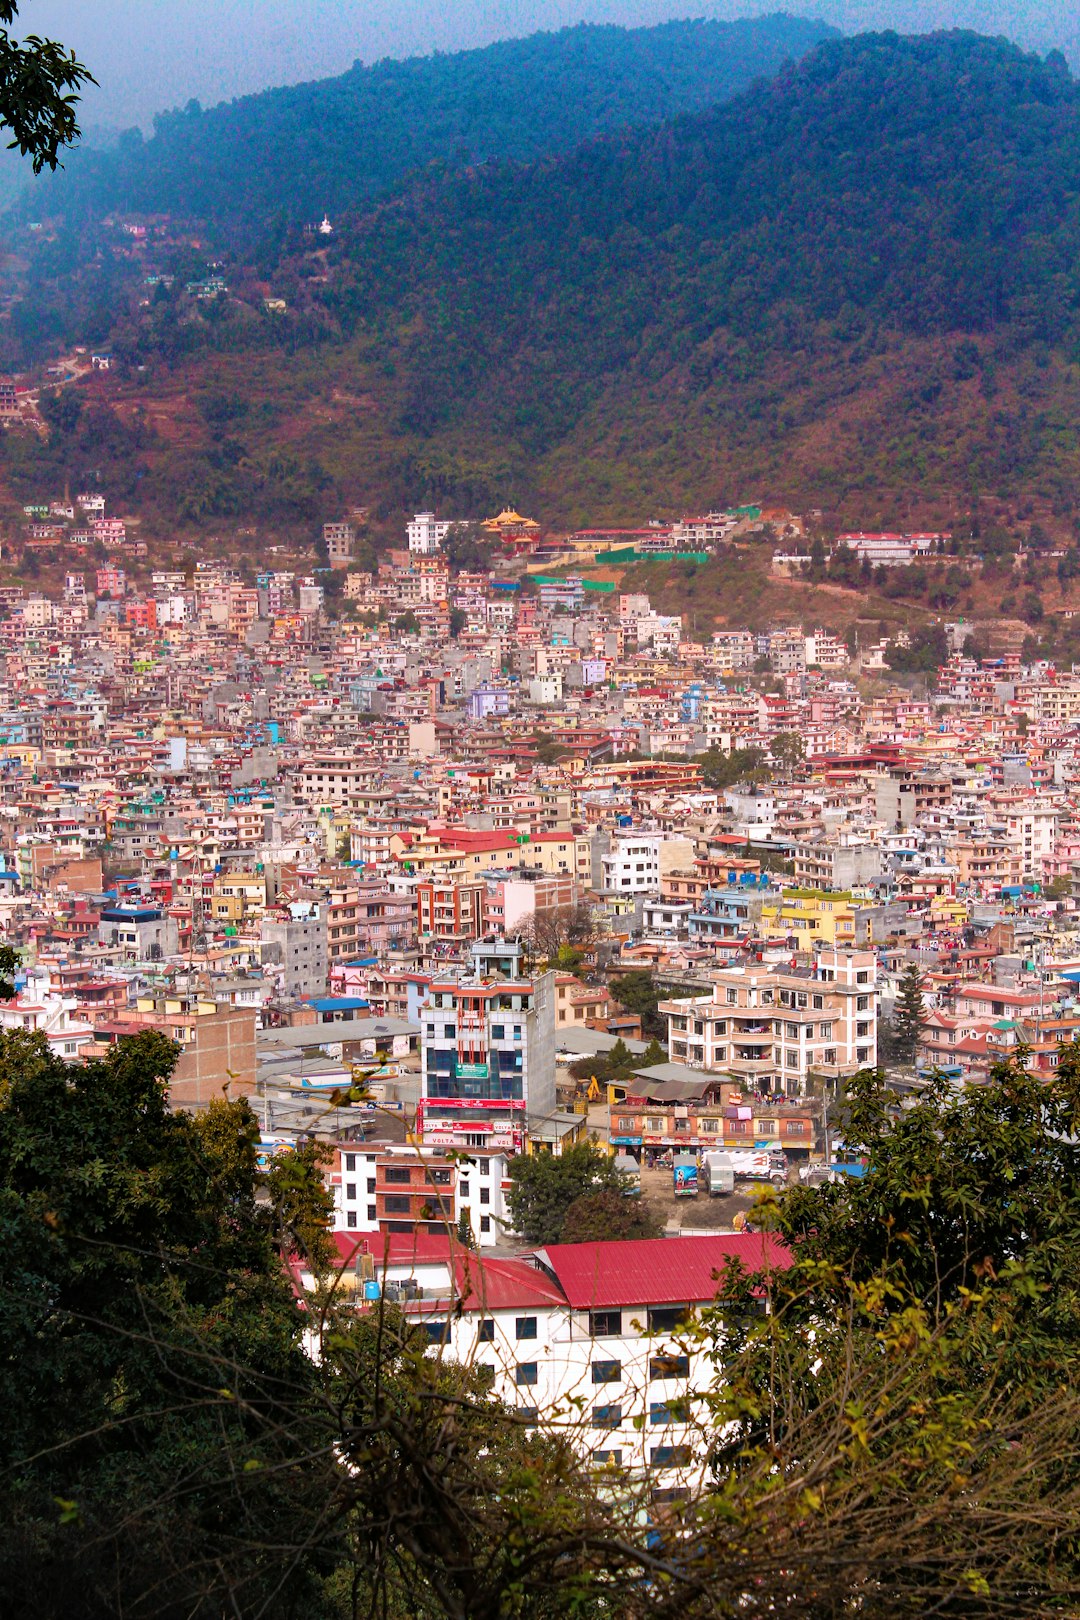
top-left (331, 1229), bottom-right (453, 1268)
top-left (537, 1232), bottom-right (790, 1310)
top-left (454, 1254), bottom-right (568, 1312)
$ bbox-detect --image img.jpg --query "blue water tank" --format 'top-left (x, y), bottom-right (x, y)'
top-left (362, 1280), bottom-right (381, 1301)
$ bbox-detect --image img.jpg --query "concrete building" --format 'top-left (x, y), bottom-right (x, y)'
top-left (417, 936), bottom-right (556, 1154)
top-left (407, 512), bottom-right (453, 556)
top-left (330, 1141), bottom-right (510, 1248)
top-left (661, 946), bottom-right (877, 1095)
top-left (260, 913), bottom-right (328, 1000)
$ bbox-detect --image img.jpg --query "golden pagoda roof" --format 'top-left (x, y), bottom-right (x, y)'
top-left (483, 506), bottom-right (538, 531)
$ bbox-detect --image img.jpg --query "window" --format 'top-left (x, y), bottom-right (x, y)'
top-left (384, 1167), bottom-right (411, 1185)
top-left (515, 1316), bottom-right (538, 1341)
top-left (492, 1024), bottom-right (504, 1039)
top-left (650, 1353), bottom-right (690, 1380)
top-left (651, 1445), bottom-right (693, 1467)
top-left (515, 1406), bottom-right (538, 1423)
top-left (367, 1178), bottom-right (376, 1194)
top-left (617, 1117), bottom-right (636, 1133)
top-left (649, 1401), bottom-right (677, 1426)
top-left (593, 1449), bottom-right (623, 1466)
top-left (646, 1115), bottom-right (664, 1133)
top-left (589, 1310), bottom-right (622, 1337)
top-left (422, 1322), bottom-right (449, 1346)
top-left (515, 1362), bottom-right (538, 1387)
top-left (384, 1195), bottom-right (411, 1214)
top-left (824, 1048), bottom-right (836, 1066)
top-left (345, 1182), bottom-right (356, 1202)
top-left (367, 1205), bottom-right (376, 1222)
top-left (478, 1318), bottom-right (495, 1342)
top-left (346, 1210), bottom-right (357, 1228)
top-left (647, 1306), bottom-right (685, 1334)
top-left (480, 1186), bottom-right (490, 1205)
top-left (345, 1153), bottom-right (356, 1172)
top-left (592, 1359), bottom-right (621, 1384)
top-left (480, 1215), bottom-right (491, 1233)
top-left (591, 1404), bottom-right (622, 1429)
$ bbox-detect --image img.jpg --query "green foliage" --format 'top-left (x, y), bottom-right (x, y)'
top-left (17, 32), bottom-right (1080, 531)
top-left (0, 2), bottom-right (94, 172)
top-left (697, 745), bottom-right (770, 790)
top-left (38, 17), bottom-right (835, 235)
top-left (442, 521), bottom-right (495, 574)
top-left (0, 1031), bottom-right (331, 1616)
top-left (769, 731), bottom-right (804, 772)
top-left (701, 1049), bottom-right (1080, 1613)
top-left (568, 1035), bottom-right (662, 1088)
top-left (778, 1053), bottom-right (1080, 1308)
top-left (0, 941), bottom-right (18, 1002)
top-left (612, 969), bottom-right (672, 1039)
top-left (506, 1141), bottom-right (633, 1245)
top-left (560, 1188), bottom-right (662, 1244)
top-left (886, 623), bottom-right (948, 673)
top-left (880, 963), bottom-right (925, 1065)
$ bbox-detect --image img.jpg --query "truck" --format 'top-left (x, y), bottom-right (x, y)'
top-left (727, 1148), bottom-right (787, 1186)
top-left (701, 1150), bottom-right (735, 1196)
top-left (672, 1152), bottom-right (699, 1197)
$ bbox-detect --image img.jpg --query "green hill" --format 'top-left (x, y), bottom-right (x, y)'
top-left (8, 28), bottom-right (1080, 537)
top-left (29, 16), bottom-right (836, 236)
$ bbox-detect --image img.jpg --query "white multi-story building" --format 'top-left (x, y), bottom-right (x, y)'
top-left (417, 937), bottom-right (556, 1155)
top-left (302, 1229), bottom-right (788, 1490)
top-left (601, 835), bottom-right (661, 895)
top-left (407, 512), bottom-right (453, 556)
top-left (329, 1141), bottom-right (510, 1248)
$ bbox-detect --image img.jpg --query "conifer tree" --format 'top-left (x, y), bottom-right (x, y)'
top-left (888, 963), bottom-right (926, 1065)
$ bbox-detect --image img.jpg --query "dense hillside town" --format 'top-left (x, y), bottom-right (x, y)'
top-left (5, 497), bottom-right (1080, 1203)
top-left (12, 15), bottom-right (1080, 1614)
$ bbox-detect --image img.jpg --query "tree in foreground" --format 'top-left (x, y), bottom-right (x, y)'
top-left (0, 3), bottom-right (94, 170)
top-left (8, 1036), bottom-right (1080, 1615)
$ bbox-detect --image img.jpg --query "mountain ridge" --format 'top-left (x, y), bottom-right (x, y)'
top-left (26, 15), bottom-right (838, 239)
top-left (6, 28), bottom-right (1080, 538)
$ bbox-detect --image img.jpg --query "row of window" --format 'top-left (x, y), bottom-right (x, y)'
top-left (591, 1400), bottom-right (691, 1428)
top-left (594, 1446), bottom-right (693, 1468)
top-left (344, 1211), bottom-right (493, 1233)
top-left (342, 1153), bottom-right (491, 1178)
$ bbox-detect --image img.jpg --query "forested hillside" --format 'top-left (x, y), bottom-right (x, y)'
top-left (7, 29), bottom-right (1080, 533)
top-left (28, 16), bottom-right (835, 237)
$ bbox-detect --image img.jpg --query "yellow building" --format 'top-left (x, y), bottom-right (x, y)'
top-left (209, 869), bottom-right (266, 925)
top-left (761, 889), bottom-right (873, 952)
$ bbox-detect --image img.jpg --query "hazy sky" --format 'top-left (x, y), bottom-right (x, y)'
top-left (21, 0), bottom-right (1080, 129)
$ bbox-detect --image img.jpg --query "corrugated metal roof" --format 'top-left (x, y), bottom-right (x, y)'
top-left (454, 1254), bottom-right (568, 1312)
top-left (536, 1232), bottom-right (790, 1310)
